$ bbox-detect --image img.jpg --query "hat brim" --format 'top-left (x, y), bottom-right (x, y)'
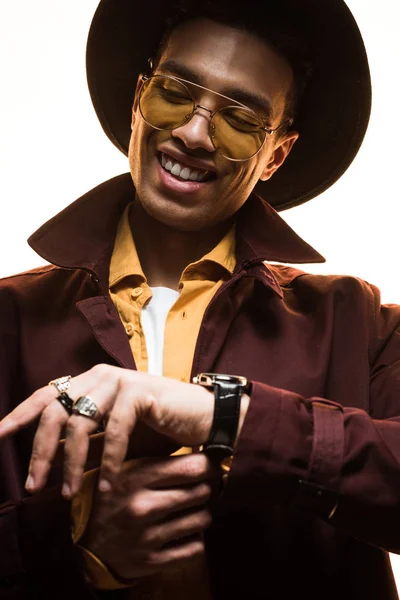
top-left (86, 0), bottom-right (371, 211)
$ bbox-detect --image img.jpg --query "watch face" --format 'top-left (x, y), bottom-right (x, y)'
top-left (193, 373), bottom-right (248, 387)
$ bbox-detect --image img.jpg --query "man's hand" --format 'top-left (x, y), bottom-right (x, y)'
top-left (0, 364), bottom-right (249, 497)
top-left (83, 454), bottom-right (215, 580)
top-left (0, 365), bottom-right (215, 496)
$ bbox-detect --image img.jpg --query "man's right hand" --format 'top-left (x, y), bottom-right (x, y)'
top-left (83, 453), bottom-right (216, 581)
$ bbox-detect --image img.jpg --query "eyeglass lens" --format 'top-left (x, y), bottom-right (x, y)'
top-left (139, 75), bottom-right (266, 160)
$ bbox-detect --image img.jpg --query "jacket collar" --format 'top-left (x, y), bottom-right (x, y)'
top-left (235, 192), bottom-right (324, 266)
top-left (28, 173), bottom-right (324, 290)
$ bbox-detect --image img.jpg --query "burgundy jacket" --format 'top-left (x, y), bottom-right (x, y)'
top-left (1, 174), bottom-right (400, 600)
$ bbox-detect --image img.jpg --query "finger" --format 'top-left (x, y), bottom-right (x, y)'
top-left (0, 386), bottom-right (56, 439)
top-left (63, 377), bottom-right (122, 497)
top-left (99, 384), bottom-right (140, 492)
top-left (62, 415), bottom-right (96, 498)
top-left (145, 535), bottom-right (205, 571)
top-left (26, 406), bottom-right (67, 490)
top-left (0, 365), bottom-right (120, 440)
top-left (147, 453), bottom-right (217, 489)
top-left (129, 481), bottom-right (212, 523)
top-left (25, 398), bottom-right (71, 492)
top-left (25, 374), bottom-right (105, 493)
top-left (145, 508), bottom-right (211, 549)
top-left (124, 453), bottom-right (216, 491)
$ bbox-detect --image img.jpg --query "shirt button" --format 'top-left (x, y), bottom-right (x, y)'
top-left (132, 287), bottom-right (143, 298)
top-left (125, 323), bottom-right (134, 336)
top-left (181, 310), bottom-right (187, 319)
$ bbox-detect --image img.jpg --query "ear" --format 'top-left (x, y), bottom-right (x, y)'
top-left (131, 74), bottom-right (145, 130)
top-left (259, 130), bottom-right (299, 181)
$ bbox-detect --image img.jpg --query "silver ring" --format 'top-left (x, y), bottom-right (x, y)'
top-left (72, 395), bottom-right (102, 421)
top-left (49, 375), bottom-right (72, 394)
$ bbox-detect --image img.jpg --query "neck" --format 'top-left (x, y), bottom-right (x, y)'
top-left (129, 201), bottom-right (233, 290)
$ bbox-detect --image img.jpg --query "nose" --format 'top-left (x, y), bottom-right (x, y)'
top-left (171, 106), bottom-right (215, 153)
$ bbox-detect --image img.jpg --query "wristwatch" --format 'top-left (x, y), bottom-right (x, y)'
top-left (192, 373), bottom-right (251, 459)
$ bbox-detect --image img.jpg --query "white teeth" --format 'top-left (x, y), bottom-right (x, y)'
top-left (171, 163), bottom-right (182, 177)
top-left (160, 153), bottom-right (211, 182)
top-left (180, 168), bottom-right (191, 180)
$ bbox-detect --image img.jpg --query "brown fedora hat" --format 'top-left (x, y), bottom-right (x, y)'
top-left (86, 0), bottom-right (371, 211)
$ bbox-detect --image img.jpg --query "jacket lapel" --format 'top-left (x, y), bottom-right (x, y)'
top-left (77, 295), bottom-right (136, 370)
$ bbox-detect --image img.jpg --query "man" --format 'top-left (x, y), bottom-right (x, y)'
top-left (1, 0), bottom-right (399, 599)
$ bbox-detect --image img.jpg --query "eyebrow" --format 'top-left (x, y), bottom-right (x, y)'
top-left (157, 59), bottom-right (275, 123)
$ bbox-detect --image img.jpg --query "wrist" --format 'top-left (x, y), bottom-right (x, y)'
top-left (192, 383), bottom-right (215, 444)
top-left (235, 393), bottom-right (250, 447)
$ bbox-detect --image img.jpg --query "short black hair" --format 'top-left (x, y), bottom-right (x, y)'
top-left (151, 0), bottom-right (313, 134)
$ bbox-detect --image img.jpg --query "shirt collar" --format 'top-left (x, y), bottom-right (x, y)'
top-left (109, 203), bottom-right (145, 288)
top-left (28, 173), bottom-right (325, 293)
top-left (183, 225), bottom-right (236, 279)
top-left (109, 201), bottom-right (236, 289)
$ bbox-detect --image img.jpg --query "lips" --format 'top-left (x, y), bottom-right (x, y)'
top-left (157, 151), bottom-right (216, 183)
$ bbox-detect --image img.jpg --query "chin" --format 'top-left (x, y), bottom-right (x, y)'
top-left (149, 206), bottom-right (212, 232)
top-left (136, 187), bottom-right (210, 232)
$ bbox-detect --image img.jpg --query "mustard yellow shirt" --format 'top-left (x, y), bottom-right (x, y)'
top-left (109, 201), bottom-right (236, 379)
top-left (72, 202), bottom-right (236, 594)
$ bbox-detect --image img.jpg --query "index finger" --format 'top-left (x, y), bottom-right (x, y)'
top-left (0, 368), bottom-right (108, 439)
top-left (0, 386), bottom-right (55, 438)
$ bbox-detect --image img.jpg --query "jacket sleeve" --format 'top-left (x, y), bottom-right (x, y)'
top-left (0, 285), bottom-right (118, 600)
top-left (222, 287), bottom-right (400, 554)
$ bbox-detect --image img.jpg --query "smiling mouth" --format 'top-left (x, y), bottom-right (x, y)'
top-left (157, 152), bottom-right (216, 183)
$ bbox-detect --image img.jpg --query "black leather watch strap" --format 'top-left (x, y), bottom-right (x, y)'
top-left (203, 380), bottom-right (243, 458)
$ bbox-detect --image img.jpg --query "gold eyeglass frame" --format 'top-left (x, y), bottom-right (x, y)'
top-left (138, 73), bottom-right (292, 162)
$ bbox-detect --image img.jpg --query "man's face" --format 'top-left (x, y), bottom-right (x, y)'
top-left (129, 18), bottom-right (298, 231)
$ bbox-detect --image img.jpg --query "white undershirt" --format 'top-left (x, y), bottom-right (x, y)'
top-left (141, 286), bottom-right (180, 376)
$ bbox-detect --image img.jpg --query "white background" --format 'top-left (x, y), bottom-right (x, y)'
top-left (1, 0), bottom-right (400, 588)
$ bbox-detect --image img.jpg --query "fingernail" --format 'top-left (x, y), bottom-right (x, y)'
top-left (62, 483), bottom-right (72, 499)
top-left (25, 475), bottom-right (34, 491)
top-left (98, 479), bottom-right (112, 493)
